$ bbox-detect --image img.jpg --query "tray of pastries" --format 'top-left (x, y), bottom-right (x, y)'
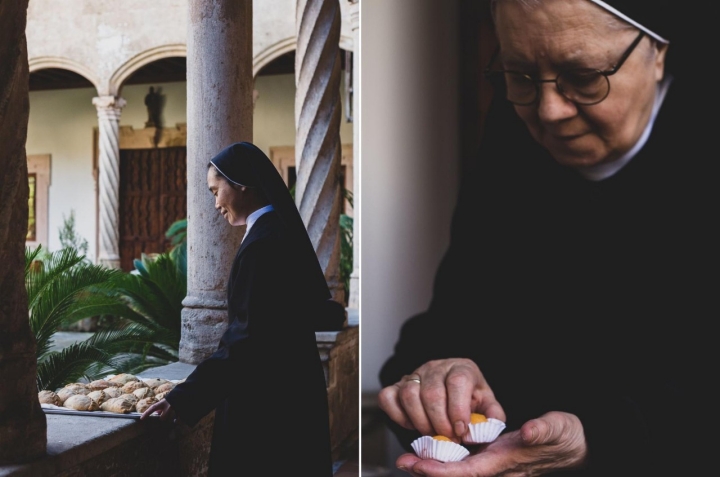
top-left (39, 374), bottom-right (183, 419)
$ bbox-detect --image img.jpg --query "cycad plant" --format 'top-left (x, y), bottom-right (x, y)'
top-left (26, 245), bottom-right (122, 391)
top-left (27, 245), bottom-right (186, 391)
top-left (94, 250), bottom-right (185, 374)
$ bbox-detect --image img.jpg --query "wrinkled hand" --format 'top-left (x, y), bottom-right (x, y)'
top-left (140, 398), bottom-right (176, 422)
top-left (396, 411), bottom-right (588, 477)
top-left (377, 358), bottom-right (505, 441)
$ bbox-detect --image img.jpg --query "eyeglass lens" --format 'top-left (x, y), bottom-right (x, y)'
top-left (504, 70), bottom-right (610, 106)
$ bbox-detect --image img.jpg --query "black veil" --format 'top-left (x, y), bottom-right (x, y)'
top-left (210, 142), bottom-right (345, 331)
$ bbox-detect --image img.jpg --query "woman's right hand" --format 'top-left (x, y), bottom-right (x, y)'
top-left (140, 398), bottom-right (176, 422)
top-left (377, 358), bottom-right (505, 441)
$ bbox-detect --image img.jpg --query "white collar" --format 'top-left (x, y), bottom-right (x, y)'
top-left (243, 204), bottom-right (274, 240)
top-left (576, 76), bottom-right (671, 182)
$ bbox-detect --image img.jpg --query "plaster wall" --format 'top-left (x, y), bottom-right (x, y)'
top-left (361, 0), bottom-right (461, 394)
top-left (26, 87), bottom-right (100, 259)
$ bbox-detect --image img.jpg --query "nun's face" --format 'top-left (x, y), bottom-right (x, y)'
top-left (494, 0), bottom-right (667, 170)
top-left (207, 167), bottom-right (251, 226)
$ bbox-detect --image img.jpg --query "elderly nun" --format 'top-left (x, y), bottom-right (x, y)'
top-left (378, 1), bottom-right (713, 476)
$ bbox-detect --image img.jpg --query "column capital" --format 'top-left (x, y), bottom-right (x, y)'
top-left (92, 95), bottom-right (127, 119)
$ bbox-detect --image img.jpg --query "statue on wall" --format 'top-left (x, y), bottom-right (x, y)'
top-left (144, 86), bottom-right (162, 128)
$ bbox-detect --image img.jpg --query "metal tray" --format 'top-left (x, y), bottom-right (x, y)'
top-left (41, 405), bottom-right (153, 420)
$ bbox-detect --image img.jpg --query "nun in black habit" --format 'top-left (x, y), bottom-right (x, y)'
top-left (377, 1), bottom-right (715, 476)
top-left (141, 142), bottom-right (345, 476)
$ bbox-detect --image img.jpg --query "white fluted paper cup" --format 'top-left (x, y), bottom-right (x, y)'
top-left (464, 417), bottom-right (506, 443)
top-left (410, 436), bottom-right (470, 462)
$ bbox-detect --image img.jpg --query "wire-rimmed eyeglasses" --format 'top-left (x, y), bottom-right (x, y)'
top-left (484, 31), bottom-right (645, 106)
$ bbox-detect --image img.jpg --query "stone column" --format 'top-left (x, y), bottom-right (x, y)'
top-left (0, 0), bottom-right (48, 464)
top-left (92, 95), bottom-right (127, 269)
top-left (347, 0), bottom-right (360, 315)
top-left (180, 0), bottom-right (253, 364)
top-left (295, 0), bottom-right (344, 303)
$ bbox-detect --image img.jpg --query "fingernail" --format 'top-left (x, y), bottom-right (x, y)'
top-left (454, 420), bottom-right (466, 437)
top-left (414, 468), bottom-right (426, 476)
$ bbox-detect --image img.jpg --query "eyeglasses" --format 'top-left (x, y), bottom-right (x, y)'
top-left (484, 31), bottom-right (645, 106)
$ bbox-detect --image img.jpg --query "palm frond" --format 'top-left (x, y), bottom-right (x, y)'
top-left (25, 246), bottom-right (84, 311)
top-left (25, 245), bottom-right (44, 274)
top-left (87, 324), bottom-right (179, 361)
top-left (29, 259), bottom-right (123, 359)
top-left (109, 354), bottom-right (173, 375)
top-left (165, 218), bottom-right (187, 246)
top-left (104, 256), bottom-right (184, 335)
top-left (36, 341), bottom-right (115, 391)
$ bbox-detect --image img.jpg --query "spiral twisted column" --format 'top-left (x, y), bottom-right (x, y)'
top-left (295, 0), bottom-right (344, 302)
top-left (0, 0), bottom-right (47, 464)
top-left (92, 95), bottom-right (126, 269)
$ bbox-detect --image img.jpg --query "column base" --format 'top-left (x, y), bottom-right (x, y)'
top-left (98, 257), bottom-right (121, 269)
top-left (178, 306), bottom-right (228, 364)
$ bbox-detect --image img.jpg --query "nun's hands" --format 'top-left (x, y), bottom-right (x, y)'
top-left (377, 358), bottom-right (505, 441)
top-left (140, 398), bottom-right (176, 422)
top-left (395, 411), bottom-right (588, 477)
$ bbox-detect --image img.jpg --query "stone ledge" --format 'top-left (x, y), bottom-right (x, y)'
top-left (0, 414), bottom-right (178, 477)
top-left (0, 333), bottom-right (358, 476)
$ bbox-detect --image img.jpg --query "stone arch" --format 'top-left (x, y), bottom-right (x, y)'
top-left (109, 44), bottom-right (187, 96)
top-left (28, 56), bottom-right (100, 93)
top-left (253, 36), bottom-right (354, 78)
top-left (253, 37), bottom-right (296, 77)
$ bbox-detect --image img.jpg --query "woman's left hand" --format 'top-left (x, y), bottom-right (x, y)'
top-left (396, 411), bottom-right (589, 477)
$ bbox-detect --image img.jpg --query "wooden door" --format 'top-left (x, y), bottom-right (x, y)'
top-left (119, 147), bottom-right (187, 272)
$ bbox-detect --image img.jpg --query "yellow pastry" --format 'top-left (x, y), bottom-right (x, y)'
top-left (470, 413), bottom-right (488, 424)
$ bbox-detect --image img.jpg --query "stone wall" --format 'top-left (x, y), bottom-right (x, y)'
top-left (327, 326), bottom-right (360, 460)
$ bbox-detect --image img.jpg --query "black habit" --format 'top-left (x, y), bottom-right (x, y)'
top-left (379, 38), bottom-right (716, 477)
top-left (165, 143), bottom-right (344, 477)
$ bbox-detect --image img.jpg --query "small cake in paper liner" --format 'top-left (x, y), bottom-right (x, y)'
top-left (464, 413), bottom-right (506, 444)
top-left (411, 435), bottom-right (470, 463)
